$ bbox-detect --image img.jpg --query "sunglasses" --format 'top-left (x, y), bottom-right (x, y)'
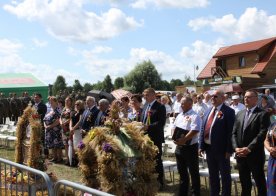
top-left (211, 95), bottom-right (218, 98)
top-left (75, 104), bottom-right (80, 106)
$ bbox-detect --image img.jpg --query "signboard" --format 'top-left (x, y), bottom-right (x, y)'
top-left (206, 76), bottom-right (242, 85)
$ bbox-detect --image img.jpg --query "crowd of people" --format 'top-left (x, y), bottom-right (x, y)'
top-left (2, 87), bottom-right (276, 195)
top-left (172, 89), bottom-right (275, 196)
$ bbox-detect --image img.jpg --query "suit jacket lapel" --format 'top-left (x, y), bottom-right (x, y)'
top-left (239, 110), bottom-right (246, 141)
top-left (244, 108), bottom-right (258, 130)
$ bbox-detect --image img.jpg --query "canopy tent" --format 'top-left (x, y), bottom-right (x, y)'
top-left (111, 89), bottom-right (132, 100)
top-left (0, 73), bottom-right (48, 101)
top-left (87, 90), bottom-right (114, 103)
top-left (217, 83), bottom-right (243, 93)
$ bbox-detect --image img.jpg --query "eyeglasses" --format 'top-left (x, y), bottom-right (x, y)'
top-left (211, 95), bottom-right (218, 98)
top-left (244, 96), bottom-right (257, 99)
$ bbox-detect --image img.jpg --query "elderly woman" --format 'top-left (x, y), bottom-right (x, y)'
top-left (128, 94), bottom-right (143, 122)
top-left (43, 96), bottom-right (64, 163)
top-left (60, 96), bottom-right (73, 165)
top-left (264, 108), bottom-right (276, 196)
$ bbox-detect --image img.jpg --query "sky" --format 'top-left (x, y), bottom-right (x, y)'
top-left (0, 0), bottom-right (276, 86)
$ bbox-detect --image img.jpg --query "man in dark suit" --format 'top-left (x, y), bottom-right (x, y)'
top-left (232, 89), bottom-right (270, 196)
top-left (80, 96), bottom-right (99, 131)
top-left (141, 88), bottom-right (166, 188)
top-left (33, 93), bottom-right (47, 155)
top-left (95, 99), bottom-right (109, 126)
top-left (33, 93), bottom-right (47, 124)
top-left (199, 90), bottom-right (235, 196)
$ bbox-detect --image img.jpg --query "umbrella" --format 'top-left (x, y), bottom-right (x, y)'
top-left (218, 84), bottom-right (243, 93)
top-left (87, 90), bottom-right (115, 103)
top-left (111, 89), bottom-right (132, 100)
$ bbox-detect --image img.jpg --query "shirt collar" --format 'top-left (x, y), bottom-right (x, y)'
top-left (247, 105), bottom-right (257, 113)
top-left (183, 108), bottom-right (193, 116)
top-left (214, 103), bottom-right (223, 111)
top-left (147, 100), bottom-right (156, 107)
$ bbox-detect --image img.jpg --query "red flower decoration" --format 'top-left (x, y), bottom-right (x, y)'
top-left (32, 114), bottom-right (40, 119)
top-left (147, 110), bottom-right (152, 116)
top-left (185, 116), bottom-right (191, 122)
top-left (217, 111), bottom-right (224, 119)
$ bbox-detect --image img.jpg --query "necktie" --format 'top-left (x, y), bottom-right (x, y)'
top-left (95, 111), bottom-right (103, 126)
top-left (243, 109), bottom-right (251, 130)
top-left (204, 108), bottom-right (217, 139)
top-left (143, 104), bottom-right (151, 124)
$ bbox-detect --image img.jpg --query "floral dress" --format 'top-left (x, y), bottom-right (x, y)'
top-left (60, 107), bottom-right (72, 144)
top-left (44, 108), bottom-right (64, 149)
top-left (267, 122), bottom-right (276, 196)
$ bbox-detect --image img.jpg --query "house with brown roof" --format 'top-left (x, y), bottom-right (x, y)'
top-left (197, 37), bottom-right (276, 91)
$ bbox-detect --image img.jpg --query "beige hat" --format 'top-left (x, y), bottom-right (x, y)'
top-left (232, 95), bottom-right (240, 100)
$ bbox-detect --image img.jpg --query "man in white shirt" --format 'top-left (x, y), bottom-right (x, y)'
top-left (230, 95), bottom-right (246, 115)
top-left (173, 93), bottom-right (183, 117)
top-left (193, 94), bottom-right (208, 118)
top-left (173, 96), bottom-right (201, 196)
top-left (203, 92), bottom-right (212, 108)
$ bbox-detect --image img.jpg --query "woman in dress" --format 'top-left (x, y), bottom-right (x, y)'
top-left (59, 96), bottom-right (73, 165)
top-left (264, 108), bottom-right (276, 195)
top-left (69, 99), bottom-right (84, 166)
top-left (128, 94), bottom-right (143, 122)
top-left (43, 96), bottom-right (64, 163)
top-left (120, 96), bottom-right (132, 118)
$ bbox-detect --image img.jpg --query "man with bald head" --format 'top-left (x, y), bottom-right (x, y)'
top-left (199, 90), bottom-right (235, 196)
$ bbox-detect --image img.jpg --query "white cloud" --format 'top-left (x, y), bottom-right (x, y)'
top-left (131, 0), bottom-right (209, 9)
top-left (180, 39), bottom-right (224, 67)
top-left (3, 0), bottom-right (143, 42)
top-left (32, 38), bottom-right (48, 47)
top-left (188, 7), bottom-right (276, 41)
top-left (0, 39), bottom-right (22, 55)
top-left (71, 45), bottom-right (217, 83)
top-left (0, 39), bottom-right (78, 84)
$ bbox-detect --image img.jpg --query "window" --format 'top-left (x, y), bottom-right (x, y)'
top-left (239, 57), bottom-right (246, 67)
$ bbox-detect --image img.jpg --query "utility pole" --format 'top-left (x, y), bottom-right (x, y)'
top-left (194, 65), bottom-right (199, 86)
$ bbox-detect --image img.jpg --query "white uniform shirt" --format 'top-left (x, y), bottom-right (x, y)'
top-left (230, 103), bottom-right (246, 115)
top-left (193, 102), bottom-right (208, 117)
top-left (172, 109), bottom-right (201, 145)
top-left (203, 99), bottom-right (212, 108)
top-left (173, 100), bottom-right (183, 114)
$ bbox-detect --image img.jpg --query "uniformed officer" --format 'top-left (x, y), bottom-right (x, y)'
top-left (172, 96), bottom-right (201, 196)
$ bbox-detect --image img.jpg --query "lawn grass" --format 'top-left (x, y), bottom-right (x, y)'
top-left (0, 146), bottom-right (256, 196)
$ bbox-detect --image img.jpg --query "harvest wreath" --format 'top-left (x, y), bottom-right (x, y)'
top-left (78, 102), bottom-right (159, 196)
top-left (15, 105), bottom-right (46, 171)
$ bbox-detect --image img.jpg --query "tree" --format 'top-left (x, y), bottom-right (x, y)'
top-left (157, 80), bottom-right (172, 91)
top-left (183, 75), bottom-right (194, 86)
top-left (114, 77), bottom-right (124, 89)
top-left (73, 79), bottom-right (83, 92)
top-left (92, 81), bottom-right (103, 90)
top-left (125, 60), bottom-right (162, 93)
top-left (83, 83), bottom-right (93, 93)
top-left (52, 75), bottom-right (67, 96)
top-left (102, 75), bottom-right (114, 93)
top-left (170, 79), bottom-right (183, 90)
